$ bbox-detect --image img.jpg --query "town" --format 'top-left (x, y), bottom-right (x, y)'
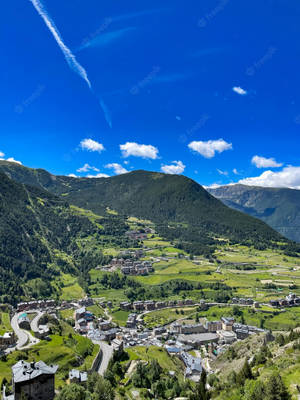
top-left (1, 289), bottom-right (299, 399)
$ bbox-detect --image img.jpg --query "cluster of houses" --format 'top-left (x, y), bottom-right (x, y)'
top-left (17, 300), bottom-right (56, 313)
top-left (75, 307), bottom-right (95, 334)
top-left (120, 260), bottom-right (154, 276)
top-left (107, 257), bottom-right (154, 276)
top-left (269, 293), bottom-right (300, 308)
top-left (121, 299), bottom-right (195, 312)
top-left (166, 316), bottom-right (267, 349)
top-left (74, 305), bottom-right (118, 342)
top-left (232, 297), bottom-right (257, 306)
top-left (125, 228), bottom-right (153, 241)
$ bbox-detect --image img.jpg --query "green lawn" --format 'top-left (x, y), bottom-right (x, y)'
top-left (86, 304), bottom-right (105, 318)
top-left (0, 312), bottom-right (12, 335)
top-left (194, 305), bottom-right (300, 331)
top-left (59, 308), bottom-right (75, 321)
top-left (143, 307), bottom-right (197, 328)
top-left (111, 310), bottom-right (130, 326)
top-left (57, 274), bottom-right (85, 301)
top-left (126, 346), bottom-right (184, 375)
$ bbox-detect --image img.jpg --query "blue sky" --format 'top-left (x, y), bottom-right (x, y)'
top-left (1, 0), bottom-right (300, 188)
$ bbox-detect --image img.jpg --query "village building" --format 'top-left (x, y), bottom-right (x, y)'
top-left (69, 369), bottom-right (88, 384)
top-left (2, 360), bottom-right (58, 400)
top-left (98, 320), bottom-right (111, 331)
top-left (177, 332), bottom-right (219, 347)
top-left (17, 314), bottom-right (30, 330)
top-left (217, 330), bottom-right (237, 344)
top-left (120, 302), bottom-right (132, 311)
top-left (34, 325), bottom-right (50, 339)
top-left (0, 332), bottom-right (15, 351)
top-left (126, 313), bottom-right (137, 329)
top-left (78, 297), bottom-right (94, 307)
top-left (221, 317), bottom-right (235, 331)
top-left (180, 352), bottom-right (202, 380)
top-left (205, 320), bottom-right (222, 332)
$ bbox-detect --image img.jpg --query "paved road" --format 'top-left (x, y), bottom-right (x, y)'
top-left (9, 312), bottom-right (39, 352)
top-left (92, 340), bottom-right (113, 376)
top-left (30, 311), bottom-right (45, 333)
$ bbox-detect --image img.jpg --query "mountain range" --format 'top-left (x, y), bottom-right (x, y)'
top-left (208, 184), bottom-right (300, 242)
top-left (0, 161), bottom-right (283, 246)
top-left (0, 160), bottom-right (298, 302)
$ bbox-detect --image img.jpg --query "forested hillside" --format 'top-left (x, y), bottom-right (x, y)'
top-left (208, 184), bottom-right (300, 242)
top-left (0, 172), bottom-right (112, 303)
top-left (0, 162), bottom-right (286, 253)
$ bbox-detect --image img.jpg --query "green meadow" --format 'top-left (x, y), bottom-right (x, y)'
top-left (0, 312), bottom-right (12, 335)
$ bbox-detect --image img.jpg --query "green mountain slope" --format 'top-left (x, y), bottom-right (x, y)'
top-left (0, 161), bottom-right (285, 249)
top-left (208, 184), bottom-right (300, 242)
top-left (0, 171), bottom-right (113, 303)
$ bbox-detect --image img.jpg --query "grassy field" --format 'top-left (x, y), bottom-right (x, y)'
top-left (86, 304), bottom-right (106, 318)
top-left (70, 205), bottom-right (103, 228)
top-left (126, 346), bottom-right (184, 374)
top-left (59, 308), bottom-right (75, 321)
top-left (0, 334), bottom-right (99, 388)
top-left (0, 312), bottom-right (12, 335)
top-left (143, 307), bottom-right (197, 328)
top-left (58, 274), bottom-right (85, 301)
top-left (111, 310), bottom-right (130, 326)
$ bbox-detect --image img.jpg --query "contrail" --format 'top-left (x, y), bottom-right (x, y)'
top-left (99, 98), bottom-right (112, 129)
top-left (29, 0), bottom-right (91, 89)
top-left (28, 0), bottom-right (112, 128)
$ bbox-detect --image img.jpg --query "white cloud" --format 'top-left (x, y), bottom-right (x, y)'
top-left (0, 155), bottom-right (22, 165)
top-left (238, 166), bottom-right (300, 189)
top-left (251, 155), bottom-right (283, 168)
top-left (6, 157), bottom-right (22, 165)
top-left (87, 173), bottom-right (110, 178)
top-left (188, 139), bottom-right (232, 158)
top-left (68, 173), bottom-right (78, 178)
top-left (77, 163), bottom-right (100, 173)
top-left (205, 183), bottom-right (222, 189)
top-left (120, 142), bottom-right (159, 159)
top-left (232, 86), bottom-right (247, 95)
top-left (217, 169), bottom-right (228, 176)
top-left (233, 168), bottom-right (239, 175)
top-left (105, 163), bottom-right (128, 175)
top-left (80, 138), bottom-right (105, 153)
top-left (161, 160), bottom-right (185, 175)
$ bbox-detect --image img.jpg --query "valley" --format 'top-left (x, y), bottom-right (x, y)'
top-left (0, 164), bottom-right (300, 399)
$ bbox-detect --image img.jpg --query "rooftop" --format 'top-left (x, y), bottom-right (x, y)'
top-left (12, 361), bottom-right (58, 383)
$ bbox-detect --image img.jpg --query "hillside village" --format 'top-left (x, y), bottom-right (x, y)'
top-left (0, 181), bottom-right (300, 399)
top-left (1, 281), bottom-right (300, 400)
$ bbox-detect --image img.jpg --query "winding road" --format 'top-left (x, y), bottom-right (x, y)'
top-left (9, 312), bottom-right (40, 352)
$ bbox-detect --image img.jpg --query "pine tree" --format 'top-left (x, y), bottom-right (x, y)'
top-left (265, 372), bottom-right (291, 400)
